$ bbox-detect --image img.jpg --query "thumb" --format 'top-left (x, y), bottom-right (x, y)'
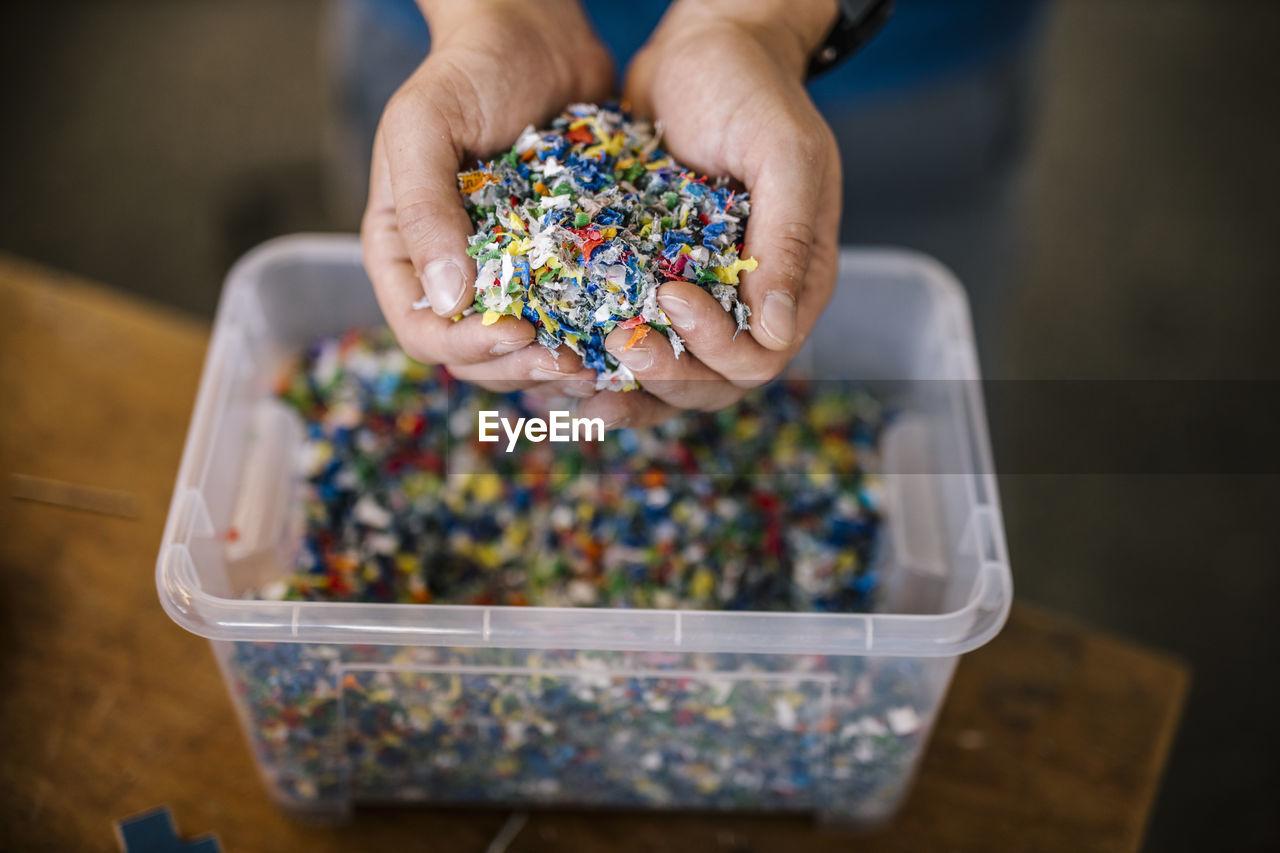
top-left (380, 81), bottom-right (477, 318)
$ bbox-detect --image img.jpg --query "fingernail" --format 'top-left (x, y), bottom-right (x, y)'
top-left (658, 293), bottom-right (695, 329)
top-left (761, 290), bottom-right (797, 348)
top-left (530, 366), bottom-right (576, 381)
top-left (603, 415), bottom-right (631, 431)
top-left (421, 259), bottom-right (467, 315)
top-left (490, 337), bottom-right (530, 356)
top-left (616, 343), bottom-right (653, 372)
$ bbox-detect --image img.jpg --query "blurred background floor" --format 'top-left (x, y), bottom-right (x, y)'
top-left (2, 0), bottom-right (1278, 849)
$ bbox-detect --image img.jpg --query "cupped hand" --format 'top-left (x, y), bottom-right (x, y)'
top-left (572, 0), bottom-right (842, 430)
top-left (362, 0), bottom-right (613, 395)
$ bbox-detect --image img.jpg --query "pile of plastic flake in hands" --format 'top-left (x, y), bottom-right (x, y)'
top-left (264, 329), bottom-right (887, 614)
top-left (419, 103), bottom-right (757, 392)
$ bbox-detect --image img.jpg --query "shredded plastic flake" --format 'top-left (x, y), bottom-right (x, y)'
top-left (261, 329), bottom-right (887, 613)
top-left (416, 103), bottom-right (757, 392)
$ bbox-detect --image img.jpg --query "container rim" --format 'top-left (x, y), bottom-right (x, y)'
top-left (156, 235), bottom-right (1012, 658)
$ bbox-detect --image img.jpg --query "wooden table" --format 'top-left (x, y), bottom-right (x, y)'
top-left (0, 255), bottom-right (1188, 852)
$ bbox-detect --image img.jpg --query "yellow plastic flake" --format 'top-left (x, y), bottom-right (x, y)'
top-left (470, 472), bottom-right (503, 502)
top-left (711, 256), bottom-right (759, 285)
top-left (821, 433), bottom-right (857, 469)
top-left (399, 471), bottom-right (436, 500)
top-left (835, 550), bottom-right (860, 578)
top-left (809, 395), bottom-right (848, 429)
top-left (679, 206), bottom-right (691, 228)
top-left (473, 542), bottom-right (501, 569)
top-left (369, 690), bottom-right (397, 707)
top-left (704, 706), bottom-right (734, 723)
top-left (506, 236), bottom-right (533, 255)
top-left (482, 309), bottom-right (502, 326)
top-left (505, 519), bottom-right (530, 548)
top-left (733, 414), bottom-right (762, 441)
top-left (689, 567), bottom-right (716, 600)
top-left (585, 131), bottom-right (626, 159)
top-left (506, 212), bottom-right (526, 233)
top-left (534, 304), bottom-right (560, 332)
top-left (443, 489), bottom-right (466, 514)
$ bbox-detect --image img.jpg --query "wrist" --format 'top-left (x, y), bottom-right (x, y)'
top-left (417, 0), bottom-right (586, 42)
top-left (665, 0), bottom-right (839, 73)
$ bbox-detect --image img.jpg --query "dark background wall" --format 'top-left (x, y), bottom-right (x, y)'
top-left (2, 1), bottom-right (1279, 849)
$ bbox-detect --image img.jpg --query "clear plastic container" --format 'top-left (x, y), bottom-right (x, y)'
top-left (157, 235), bottom-right (1010, 824)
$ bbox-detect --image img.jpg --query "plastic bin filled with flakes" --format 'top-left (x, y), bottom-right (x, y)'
top-left (158, 235), bottom-right (1011, 825)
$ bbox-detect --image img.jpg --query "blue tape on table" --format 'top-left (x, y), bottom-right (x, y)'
top-left (114, 807), bottom-right (221, 853)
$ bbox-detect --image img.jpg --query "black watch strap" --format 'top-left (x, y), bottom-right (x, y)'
top-left (806, 0), bottom-right (895, 81)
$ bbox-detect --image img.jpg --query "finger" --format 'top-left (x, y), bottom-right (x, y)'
top-left (737, 125), bottom-right (830, 351)
top-left (527, 376), bottom-right (599, 399)
top-left (574, 389), bottom-right (681, 432)
top-left (447, 345), bottom-right (596, 395)
top-left (621, 44), bottom-right (658, 118)
top-left (656, 280), bottom-right (787, 388)
top-left (448, 374), bottom-right (593, 397)
top-left (520, 389), bottom-right (597, 414)
top-left (364, 129), bottom-right (539, 364)
top-left (604, 326), bottom-right (743, 411)
top-left (517, 389), bottom-right (601, 421)
top-left (380, 72), bottom-right (478, 318)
